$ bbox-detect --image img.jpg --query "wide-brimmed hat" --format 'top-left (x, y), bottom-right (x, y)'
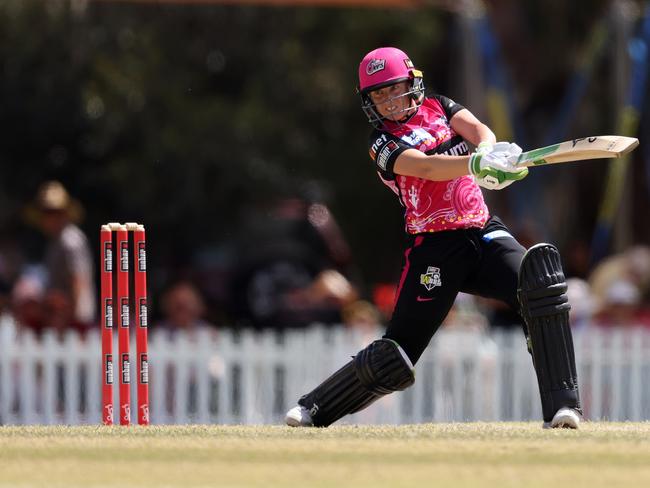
top-left (24, 181), bottom-right (84, 225)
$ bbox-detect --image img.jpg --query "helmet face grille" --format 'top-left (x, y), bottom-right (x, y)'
top-left (360, 77), bottom-right (425, 128)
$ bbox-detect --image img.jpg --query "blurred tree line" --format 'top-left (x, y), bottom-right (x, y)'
top-left (0, 1), bottom-right (451, 293)
top-left (0, 0), bottom-right (646, 322)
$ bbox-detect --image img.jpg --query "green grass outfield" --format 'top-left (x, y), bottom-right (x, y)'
top-left (1, 423), bottom-right (649, 488)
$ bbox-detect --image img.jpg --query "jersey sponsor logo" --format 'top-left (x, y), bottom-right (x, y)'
top-left (420, 266), bottom-right (442, 291)
top-left (370, 134), bottom-right (388, 157)
top-left (401, 128), bottom-right (435, 147)
top-left (441, 140), bottom-right (469, 156)
top-left (377, 141), bottom-right (399, 170)
top-left (416, 296), bottom-right (435, 302)
top-left (366, 58), bottom-right (385, 75)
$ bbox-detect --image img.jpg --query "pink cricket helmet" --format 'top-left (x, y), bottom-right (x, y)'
top-left (357, 47), bottom-right (425, 127)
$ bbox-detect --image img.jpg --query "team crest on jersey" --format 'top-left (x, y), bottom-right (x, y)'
top-left (366, 58), bottom-right (385, 75)
top-left (420, 266), bottom-right (442, 291)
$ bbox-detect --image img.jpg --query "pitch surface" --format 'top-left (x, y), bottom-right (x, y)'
top-left (1, 423), bottom-right (649, 487)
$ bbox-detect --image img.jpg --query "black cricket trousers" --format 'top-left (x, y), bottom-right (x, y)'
top-left (384, 216), bottom-right (526, 364)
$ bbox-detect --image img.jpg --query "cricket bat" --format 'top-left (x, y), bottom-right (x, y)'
top-left (516, 135), bottom-right (639, 168)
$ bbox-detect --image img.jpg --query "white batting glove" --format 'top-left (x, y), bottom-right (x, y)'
top-left (491, 142), bottom-right (523, 162)
top-left (475, 141), bottom-right (522, 162)
top-left (468, 142), bottom-right (528, 190)
top-left (475, 141), bottom-right (493, 155)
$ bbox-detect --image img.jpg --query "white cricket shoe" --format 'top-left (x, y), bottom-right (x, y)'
top-left (543, 407), bottom-right (581, 429)
top-left (285, 405), bottom-right (313, 427)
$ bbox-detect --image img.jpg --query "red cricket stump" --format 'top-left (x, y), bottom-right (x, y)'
top-left (100, 225), bottom-right (114, 425)
top-left (116, 224), bottom-right (131, 425)
top-left (129, 223), bottom-right (150, 425)
top-left (101, 222), bottom-right (149, 426)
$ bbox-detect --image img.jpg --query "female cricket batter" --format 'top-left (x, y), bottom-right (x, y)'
top-left (286, 47), bottom-right (581, 429)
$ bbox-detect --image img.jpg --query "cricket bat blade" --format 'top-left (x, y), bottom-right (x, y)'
top-left (516, 135), bottom-right (639, 167)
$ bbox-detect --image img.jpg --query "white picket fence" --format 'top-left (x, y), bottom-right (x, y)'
top-left (1, 321), bottom-right (650, 425)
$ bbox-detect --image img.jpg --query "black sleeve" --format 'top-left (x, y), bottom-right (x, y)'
top-left (432, 94), bottom-right (465, 120)
top-left (367, 130), bottom-right (412, 179)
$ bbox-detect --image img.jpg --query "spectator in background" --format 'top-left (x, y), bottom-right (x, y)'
top-left (342, 299), bottom-right (382, 332)
top-left (156, 280), bottom-right (216, 339)
top-left (593, 279), bottom-right (650, 328)
top-left (281, 269), bottom-right (360, 325)
top-left (10, 273), bottom-right (45, 336)
top-left (589, 246), bottom-right (650, 311)
top-left (229, 197), bottom-right (360, 329)
top-left (26, 181), bottom-right (95, 329)
top-left (565, 278), bottom-right (595, 330)
top-left (342, 298), bottom-right (384, 352)
top-left (155, 280), bottom-right (218, 418)
top-left (44, 289), bottom-right (88, 339)
top-left (371, 283), bottom-right (397, 323)
top-left (10, 265), bottom-right (87, 339)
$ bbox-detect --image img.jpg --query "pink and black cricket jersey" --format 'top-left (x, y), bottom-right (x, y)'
top-left (367, 95), bottom-right (489, 234)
